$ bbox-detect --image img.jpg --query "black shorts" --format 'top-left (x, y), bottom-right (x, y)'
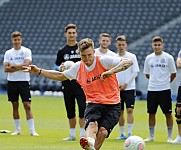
top-left (7, 81), bottom-right (31, 102)
top-left (84, 102), bottom-right (121, 138)
top-left (176, 86), bottom-right (181, 103)
top-left (120, 90), bottom-right (135, 110)
top-left (62, 80), bottom-right (86, 119)
top-left (147, 89), bottom-right (172, 114)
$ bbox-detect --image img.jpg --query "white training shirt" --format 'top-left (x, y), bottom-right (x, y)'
top-left (3, 46), bottom-right (32, 81)
top-left (143, 52), bottom-right (176, 91)
top-left (63, 55), bottom-right (122, 80)
top-left (178, 50), bottom-right (181, 86)
top-left (95, 48), bottom-right (117, 57)
top-left (116, 52), bottom-right (140, 90)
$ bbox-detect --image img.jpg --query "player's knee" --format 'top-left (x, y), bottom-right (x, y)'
top-left (88, 121), bottom-right (98, 133)
top-left (175, 102), bottom-right (181, 121)
top-left (98, 127), bottom-right (108, 138)
top-left (127, 108), bottom-right (133, 113)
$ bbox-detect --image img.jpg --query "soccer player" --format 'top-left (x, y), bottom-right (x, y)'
top-left (143, 36), bottom-right (176, 142)
top-left (115, 35), bottom-right (140, 140)
top-left (54, 24), bottom-right (86, 141)
top-left (3, 31), bottom-right (39, 136)
top-left (95, 33), bottom-right (116, 56)
top-left (171, 49), bottom-right (181, 144)
top-left (24, 38), bottom-right (133, 150)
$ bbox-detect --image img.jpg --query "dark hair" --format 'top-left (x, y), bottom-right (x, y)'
top-left (64, 24), bottom-right (77, 33)
top-left (116, 35), bottom-right (127, 41)
top-left (78, 38), bottom-right (94, 52)
top-left (11, 31), bottom-right (22, 38)
top-left (152, 36), bottom-right (163, 43)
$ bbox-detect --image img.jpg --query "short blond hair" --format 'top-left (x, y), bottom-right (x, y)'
top-left (78, 38), bottom-right (94, 52)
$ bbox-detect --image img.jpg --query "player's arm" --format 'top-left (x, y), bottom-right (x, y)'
top-left (10, 59), bottom-right (31, 70)
top-left (25, 65), bottom-right (68, 81)
top-left (3, 62), bottom-right (18, 72)
top-left (101, 58), bottom-right (133, 81)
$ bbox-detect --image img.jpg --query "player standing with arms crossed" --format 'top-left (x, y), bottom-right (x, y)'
top-left (3, 31), bottom-right (39, 136)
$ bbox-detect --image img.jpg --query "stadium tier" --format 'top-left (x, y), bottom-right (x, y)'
top-left (0, 0), bottom-right (181, 94)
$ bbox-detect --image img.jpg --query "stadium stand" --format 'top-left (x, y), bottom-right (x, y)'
top-left (0, 0), bottom-right (181, 96)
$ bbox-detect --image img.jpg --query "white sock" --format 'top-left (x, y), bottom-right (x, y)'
top-left (14, 119), bottom-right (20, 131)
top-left (149, 126), bottom-right (155, 138)
top-left (70, 128), bottom-right (76, 137)
top-left (128, 124), bottom-right (133, 134)
top-left (167, 126), bottom-right (173, 139)
top-left (87, 137), bottom-right (95, 146)
top-left (28, 119), bottom-right (35, 133)
top-left (120, 126), bottom-right (125, 135)
top-left (80, 128), bottom-right (85, 137)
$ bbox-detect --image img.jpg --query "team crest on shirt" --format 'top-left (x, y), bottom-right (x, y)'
top-left (161, 59), bottom-right (165, 63)
top-left (19, 52), bottom-right (24, 56)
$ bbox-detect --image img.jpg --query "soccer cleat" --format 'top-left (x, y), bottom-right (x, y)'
top-left (11, 130), bottom-right (21, 135)
top-left (80, 137), bottom-right (95, 150)
top-left (144, 137), bottom-right (155, 142)
top-left (115, 133), bottom-right (127, 140)
top-left (62, 136), bottom-right (76, 141)
top-left (171, 136), bottom-right (181, 144)
top-left (127, 133), bottom-right (132, 138)
top-left (30, 132), bottom-right (39, 136)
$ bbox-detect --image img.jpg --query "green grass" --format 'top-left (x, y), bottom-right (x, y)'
top-left (0, 94), bottom-right (180, 150)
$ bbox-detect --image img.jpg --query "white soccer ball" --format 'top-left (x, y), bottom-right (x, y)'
top-left (63, 61), bottom-right (75, 70)
top-left (124, 136), bottom-right (145, 150)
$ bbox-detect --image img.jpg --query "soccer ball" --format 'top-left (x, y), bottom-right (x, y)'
top-left (124, 136), bottom-right (145, 150)
top-left (63, 61), bottom-right (75, 70)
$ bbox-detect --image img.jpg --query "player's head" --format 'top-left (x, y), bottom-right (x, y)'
top-left (78, 38), bottom-right (95, 67)
top-left (116, 35), bottom-right (127, 54)
top-left (64, 23), bottom-right (77, 42)
top-left (11, 31), bottom-right (22, 50)
top-left (99, 33), bottom-right (111, 49)
top-left (152, 36), bottom-right (163, 55)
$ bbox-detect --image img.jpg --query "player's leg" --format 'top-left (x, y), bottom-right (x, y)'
top-left (160, 90), bottom-right (173, 142)
top-left (75, 85), bottom-right (86, 138)
top-left (116, 91), bottom-right (126, 140)
top-left (95, 103), bottom-right (121, 149)
top-left (144, 91), bottom-right (158, 142)
top-left (80, 103), bottom-right (100, 150)
top-left (7, 81), bottom-right (21, 135)
top-left (125, 90), bottom-right (135, 137)
top-left (171, 86), bottom-right (181, 144)
top-left (20, 81), bottom-right (39, 136)
top-left (62, 83), bottom-right (76, 140)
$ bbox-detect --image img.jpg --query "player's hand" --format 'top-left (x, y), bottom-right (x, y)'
top-left (100, 70), bottom-right (114, 81)
top-left (59, 63), bottom-right (66, 72)
top-left (23, 65), bottom-right (40, 75)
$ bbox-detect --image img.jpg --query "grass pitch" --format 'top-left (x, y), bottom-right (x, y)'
top-left (0, 94), bottom-right (180, 150)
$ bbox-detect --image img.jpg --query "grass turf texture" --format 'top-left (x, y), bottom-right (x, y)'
top-left (0, 94), bottom-right (180, 150)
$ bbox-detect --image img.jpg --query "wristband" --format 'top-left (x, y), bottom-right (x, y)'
top-left (39, 69), bottom-right (42, 75)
